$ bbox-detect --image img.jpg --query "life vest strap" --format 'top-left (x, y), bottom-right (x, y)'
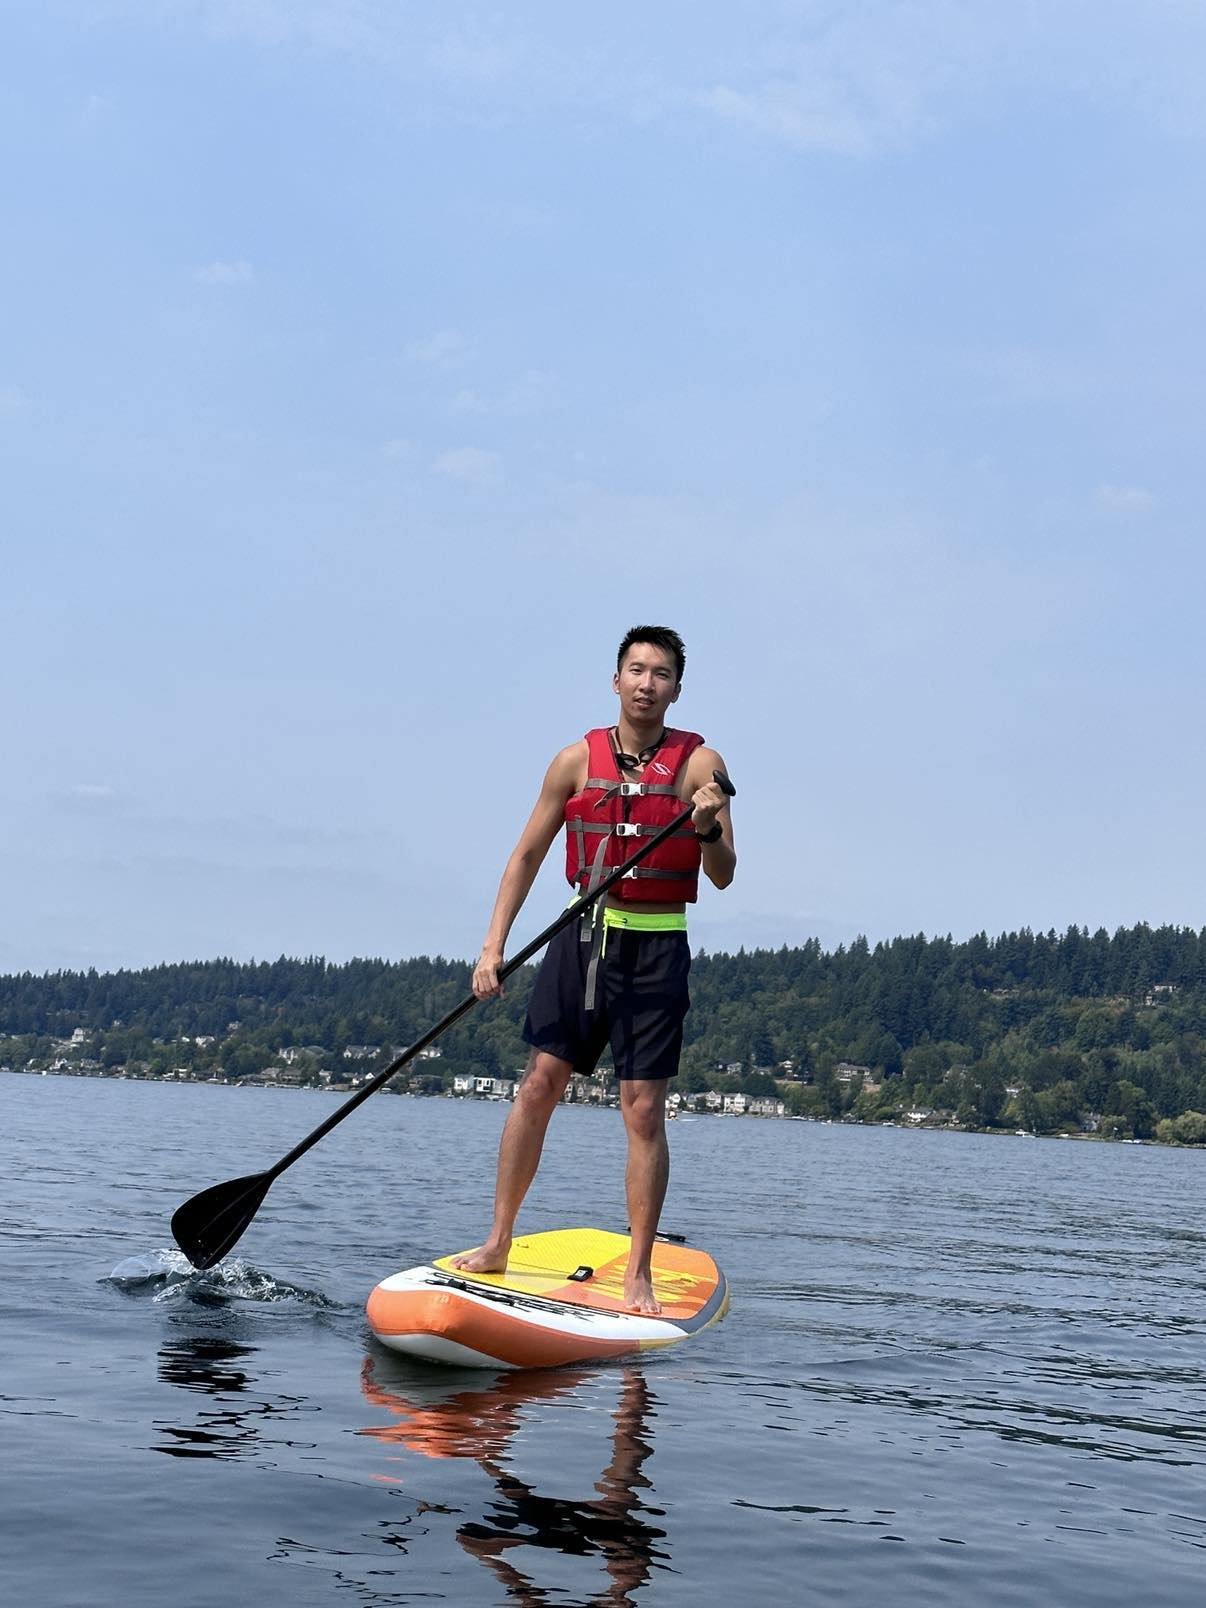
top-left (585, 776), bottom-right (679, 799)
top-left (574, 820), bottom-right (693, 839)
top-left (574, 863), bottom-right (694, 889)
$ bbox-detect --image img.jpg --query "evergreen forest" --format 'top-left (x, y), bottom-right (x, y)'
top-left (4, 922), bottom-right (1206, 1143)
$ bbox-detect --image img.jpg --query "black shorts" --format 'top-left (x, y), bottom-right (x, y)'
top-left (522, 918), bottom-right (691, 1081)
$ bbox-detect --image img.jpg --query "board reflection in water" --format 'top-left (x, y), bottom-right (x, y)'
top-left (360, 1355), bottom-right (669, 1606)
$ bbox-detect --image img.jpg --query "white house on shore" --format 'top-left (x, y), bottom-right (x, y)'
top-left (453, 1074), bottom-right (516, 1099)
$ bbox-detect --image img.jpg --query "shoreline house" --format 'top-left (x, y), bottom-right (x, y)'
top-left (453, 1073), bottom-right (516, 1100)
top-left (834, 1061), bottom-right (871, 1085)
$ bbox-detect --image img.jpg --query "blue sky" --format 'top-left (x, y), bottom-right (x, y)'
top-left (3, 2), bottom-right (1205, 973)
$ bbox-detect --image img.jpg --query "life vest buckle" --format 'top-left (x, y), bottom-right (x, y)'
top-left (618, 781), bottom-right (646, 797)
top-left (614, 822), bottom-right (641, 837)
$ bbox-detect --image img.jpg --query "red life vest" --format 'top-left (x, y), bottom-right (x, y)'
top-left (564, 727), bottom-right (705, 904)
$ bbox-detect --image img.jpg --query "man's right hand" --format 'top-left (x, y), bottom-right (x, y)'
top-left (473, 950), bottom-right (504, 999)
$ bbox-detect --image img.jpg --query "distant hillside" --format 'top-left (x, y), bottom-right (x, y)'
top-left (4, 923), bottom-right (1206, 1140)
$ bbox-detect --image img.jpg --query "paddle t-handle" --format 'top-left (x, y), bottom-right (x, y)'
top-left (713, 769), bottom-right (736, 798)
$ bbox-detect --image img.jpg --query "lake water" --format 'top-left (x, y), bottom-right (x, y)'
top-left (4, 1070), bottom-right (1206, 1606)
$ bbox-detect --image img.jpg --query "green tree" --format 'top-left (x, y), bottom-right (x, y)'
top-left (221, 1039), bottom-right (271, 1079)
top-left (975, 1071), bottom-right (1007, 1127)
top-left (873, 1032), bottom-right (904, 1079)
top-left (1104, 1079), bottom-right (1156, 1139)
top-left (1014, 1087), bottom-right (1041, 1132)
top-left (1035, 1079), bottom-right (1081, 1131)
top-left (1156, 1111), bottom-right (1206, 1145)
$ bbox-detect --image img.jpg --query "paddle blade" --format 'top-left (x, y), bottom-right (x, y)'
top-left (171, 1170), bottom-right (275, 1270)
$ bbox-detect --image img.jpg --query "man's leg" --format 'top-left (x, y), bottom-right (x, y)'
top-left (450, 1049), bottom-right (572, 1272)
top-left (618, 1078), bottom-right (669, 1313)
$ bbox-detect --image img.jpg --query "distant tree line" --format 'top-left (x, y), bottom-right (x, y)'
top-left (4, 923), bottom-right (1206, 1140)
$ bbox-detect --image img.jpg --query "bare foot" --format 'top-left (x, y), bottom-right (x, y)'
top-left (623, 1270), bottom-right (662, 1315)
top-left (449, 1238), bottom-right (511, 1274)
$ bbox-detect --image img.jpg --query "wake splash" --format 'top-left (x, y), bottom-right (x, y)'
top-left (104, 1247), bottom-right (336, 1307)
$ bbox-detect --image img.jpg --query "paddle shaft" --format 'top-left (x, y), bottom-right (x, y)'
top-left (260, 772), bottom-right (735, 1183)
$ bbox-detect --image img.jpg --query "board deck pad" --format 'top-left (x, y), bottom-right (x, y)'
top-left (433, 1227), bottom-right (721, 1319)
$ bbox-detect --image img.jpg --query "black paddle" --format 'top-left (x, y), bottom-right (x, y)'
top-left (171, 770), bottom-right (736, 1268)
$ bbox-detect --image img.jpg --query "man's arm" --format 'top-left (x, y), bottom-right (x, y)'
top-left (472, 742), bottom-right (584, 999)
top-left (684, 746), bottom-right (736, 891)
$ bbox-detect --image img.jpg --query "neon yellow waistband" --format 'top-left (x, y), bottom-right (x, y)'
top-left (601, 907), bottom-right (687, 932)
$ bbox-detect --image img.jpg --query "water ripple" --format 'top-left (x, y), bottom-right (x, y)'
top-left (104, 1247), bottom-right (338, 1307)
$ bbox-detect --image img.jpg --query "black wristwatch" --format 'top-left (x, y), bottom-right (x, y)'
top-left (695, 821), bottom-right (723, 844)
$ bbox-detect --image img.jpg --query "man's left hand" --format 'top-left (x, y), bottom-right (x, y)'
top-left (690, 779), bottom-right (728, 836)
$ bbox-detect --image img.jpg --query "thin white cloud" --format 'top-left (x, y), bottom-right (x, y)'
top-left (51, 784), bottom-right (125, 815)
top-left (0, 386), bottom-right (29, 417)
top-left (969, 347), bottom-right (1088, 405)
top-left (691, 2), bottom-right (1206, 154)
top-left (450, 369), bottom-right (552, 416)
top-left (432, 446), bottom-right (501, 484)
top-left (1094, 483), bottom-right (1156, 516)
top-left (194, 259), bottom-right (255, 287)
top-left (688, 2), bottom-right (986, 156)
top-left (696, 81), bottom-right (880, 156)
top-left (170, 0), bottom-right (384, 52)
top-left (125, 3), bottom-right (1206, 161)
top-left (407, 329), bottom-right (471, 368)
top-left (428, 31), bottom-right (529, 84)
top-left (381, 436), bottom-right (417, 460)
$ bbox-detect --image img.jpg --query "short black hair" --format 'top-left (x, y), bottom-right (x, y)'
top-left (617, 625), bottom-right (685, 683)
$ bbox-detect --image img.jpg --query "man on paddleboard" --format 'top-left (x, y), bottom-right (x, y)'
top-left (453, 625), bottom-right (735, 1314)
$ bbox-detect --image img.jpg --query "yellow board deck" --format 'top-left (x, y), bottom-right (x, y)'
top-left (434, 1227), bottom-right (722, 1320)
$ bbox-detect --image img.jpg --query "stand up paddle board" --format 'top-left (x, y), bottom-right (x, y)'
top-left (366, 1226), bottom-right (728, 1369)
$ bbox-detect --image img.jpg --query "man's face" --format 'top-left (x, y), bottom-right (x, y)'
top-left (612, 642), bottom-right (681, 723)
